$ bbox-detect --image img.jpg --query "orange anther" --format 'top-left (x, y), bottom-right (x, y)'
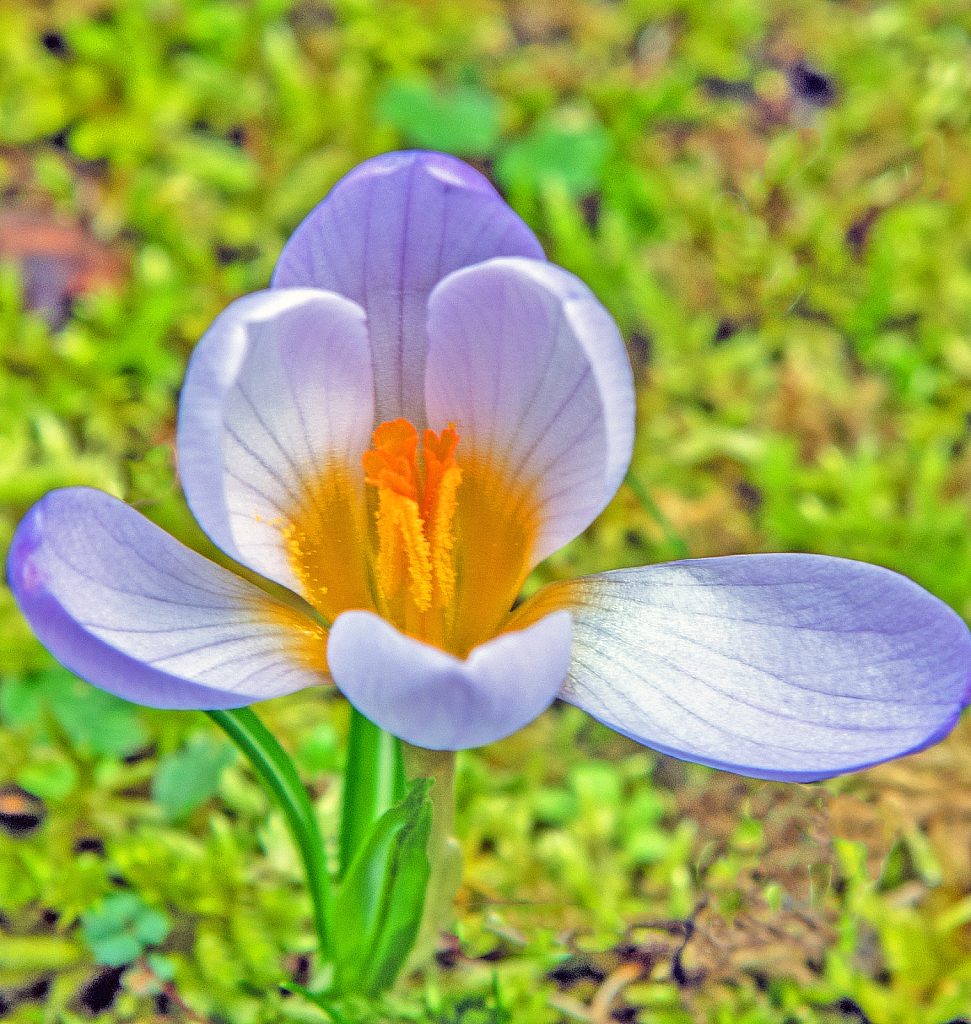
top-left (363, 418), bottom-right (462, 612)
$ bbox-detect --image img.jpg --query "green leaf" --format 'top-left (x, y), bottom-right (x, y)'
top-left (17, 750), bottom-right (78, 801)
top-left (81, 893), bottom-right (142, 940)
top-left (625, 473), bottom-right (690, 560)
top-left (81, 892), bottom-right (170, 967)
top-left (167, 137), bottom-right (261, 194)
top-left (0, 935), bottom-right (84, 972)
top-left (145, 953), bottom-right (176, 982)
top-left (332, 777), bottom-right (433, 997)
top-left (0, 675), bottom-right (44, 727)
top-left (495, 114), bottom-right (610, 197)
top-left (207, 707), bottom-right (332, 957)
top-left (377, 79), bottom-right (501, 156)
top-left (89, 934), bottom-right (142, 968)
top-left (40, 670), bottom-right (149, 757)
top-left (133, 907), bottom-right (170, 946)
top-left (151, 732), bottom-right (236, 820)
top-left (295, 721), bottom-right (341, 775)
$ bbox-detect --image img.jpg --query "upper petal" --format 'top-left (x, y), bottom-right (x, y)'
top-left (425, 258), bottom-right (635, 566)
top-left (7, 488), bottom-right (328, 710)
top-left (521, 554), bottom-right (971, 782)
top-left (177, 289), bottom-right (375, 609)
top-left (327, 608), bottom-right (573, 750)
top-left (272, 151), bottom-right (546, 426)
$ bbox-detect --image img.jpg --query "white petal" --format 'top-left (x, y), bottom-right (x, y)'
top-left (272, 151), bottom-right (545, 426)
top-left (425, 258), bottom-right (634, 564)
top-left (328, 609), bottom-right (573, 749)
top-left (546, 555), bottom-right (971, 781)
top-left (8, 488), bottom-right (328, 709)
top-left (177, 289), bottom-right (374, 596)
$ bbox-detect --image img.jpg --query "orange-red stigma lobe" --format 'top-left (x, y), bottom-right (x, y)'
top-left (362, 418), bottom-right (421, 499)
top-left (363, 419), bottom-right (462, 616)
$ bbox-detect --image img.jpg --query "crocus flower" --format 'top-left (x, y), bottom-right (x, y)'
top-left (9, 151), bottom-right (971, 782)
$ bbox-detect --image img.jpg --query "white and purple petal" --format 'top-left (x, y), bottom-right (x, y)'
top-left (272, 151), bottom-right (546, 426)
top-left (328, 608), bottom-right (573, 750)
top-left (177, 288), bottom-right (374, 595)
top-left (7, 488), bottom-right (327, 710)
top-left (425, 257), bottom-right (635, 564)
top-left (547, 554), bottom-right (971, 781)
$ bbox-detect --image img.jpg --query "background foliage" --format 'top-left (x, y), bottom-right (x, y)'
top-left (1, 0), bottom-right (971, 1020)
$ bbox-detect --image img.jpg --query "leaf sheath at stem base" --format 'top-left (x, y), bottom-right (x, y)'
top-left (400, 744), bottom-right (462, 977)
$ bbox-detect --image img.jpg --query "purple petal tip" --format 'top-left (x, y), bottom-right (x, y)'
top-left (336, 150), bottom-right (500, 196)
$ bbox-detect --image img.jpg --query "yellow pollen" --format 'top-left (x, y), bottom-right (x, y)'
top-left (363, 418), bottom-right (462, 613)
top-left (282, 520), bottom-right (328, 602)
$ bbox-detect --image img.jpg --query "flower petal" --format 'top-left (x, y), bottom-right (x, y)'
top-left (328, 609), bottom-right (573, 750)
top-left (7, 488), bottom-right (328, 710)
top-left (272, 151), bottom-right (546, 426)
top-left (177, 289), bottom-right (374, 601)
top-left (531, 554), bottom-right (971, 782)
top-left (425, 257), bottom-right (635, 564)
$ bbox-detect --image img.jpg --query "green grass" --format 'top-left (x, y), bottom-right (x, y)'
top-left (2, 0), bottom-right (971, 1019)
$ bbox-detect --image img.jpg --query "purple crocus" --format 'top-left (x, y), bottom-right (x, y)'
top-left (9, 151), bottom-right (971, 781)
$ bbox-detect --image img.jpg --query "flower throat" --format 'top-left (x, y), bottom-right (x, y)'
top-left (363, 418), bottom-right (462, 618)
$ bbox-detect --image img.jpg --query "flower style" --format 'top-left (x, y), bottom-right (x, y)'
top-left (9, 151), bottom-right (971, 781)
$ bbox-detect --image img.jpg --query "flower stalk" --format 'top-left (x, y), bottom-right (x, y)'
top-left (211, 705), bottom-right (446, 995)
top-left (339, 707), bottom-right (406, 879)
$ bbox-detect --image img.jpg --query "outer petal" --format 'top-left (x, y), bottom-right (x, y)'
top-left (177, 289), bottom-right (374, 599)
top-left (7, 488), bottom-right (328, 710)
top-left (328, 609), bottom-right (573, 750)
top-left (272, 151), bottom-right (546, 426)
top-left (425, 257), bottom-right (635, 564)
top-left (534, 554), bottom-right (971, 782)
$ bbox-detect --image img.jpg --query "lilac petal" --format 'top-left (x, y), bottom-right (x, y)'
top-left (177, 289), bottom-right (374, 597)
top-left (272, 151), bottom-right (546, 426)
top-left (328, 609), bottom-right (573, 750)
top-left (7, 488), bottom-right (328, 709)
top-left (544, 554), bottom-right (971, 782)
top-left (425, 258), bottom-right (635, 564)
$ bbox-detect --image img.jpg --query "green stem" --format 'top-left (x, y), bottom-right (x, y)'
top-left (207, 707), bottom-right (331, 956)
top-left (339, 707), bottom-right (405, 880)
top-left (400, 744), bottom-right (462, 975)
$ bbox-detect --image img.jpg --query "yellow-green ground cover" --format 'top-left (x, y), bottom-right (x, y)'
top-left (2, 0), bottom-right (971, 1020)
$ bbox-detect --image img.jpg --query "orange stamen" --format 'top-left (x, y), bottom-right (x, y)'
top-left (363, 418), bottom-right (462, 613)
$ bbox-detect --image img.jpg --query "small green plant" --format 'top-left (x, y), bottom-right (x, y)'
top-left (80, 891), bottom-right (170, 967)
